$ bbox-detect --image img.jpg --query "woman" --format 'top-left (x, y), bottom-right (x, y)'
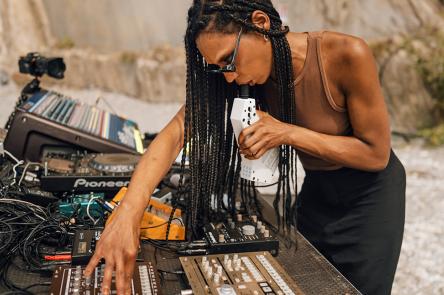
top-left (85, 1), bottom-right (406, 294)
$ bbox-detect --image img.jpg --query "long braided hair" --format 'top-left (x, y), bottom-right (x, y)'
top-left (179, 0), bottom-right (297, 240)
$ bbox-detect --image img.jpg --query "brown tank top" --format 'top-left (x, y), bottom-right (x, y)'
top-left (262, 31), bottom-right (352, 171)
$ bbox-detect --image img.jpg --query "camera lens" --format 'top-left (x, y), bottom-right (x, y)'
top-left (47, 58), bottom-right (66, 79)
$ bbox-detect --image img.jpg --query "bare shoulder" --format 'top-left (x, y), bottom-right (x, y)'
top-left (321, 31), bottom-right (374, 66)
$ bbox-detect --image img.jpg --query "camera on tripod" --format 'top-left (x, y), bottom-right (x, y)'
top-left (18, 52), bottom-right (66, 79)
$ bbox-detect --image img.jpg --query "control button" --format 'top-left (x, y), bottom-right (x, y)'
top-left (213, 273), bottom-right (220, 284)
top-left (235, 259), bottom-right (241, 268)
top-left (242, 225), bottom-right (255, 236)
top-left (206, 267), bottom-right (213, 278)
top-left (217, 265), bottom-right (223, 275)
top-left (225, 259), bottom-right (232, 269)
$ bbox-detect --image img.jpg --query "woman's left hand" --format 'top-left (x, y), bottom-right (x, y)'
top-left (238, 110), bottom-right (292, 160)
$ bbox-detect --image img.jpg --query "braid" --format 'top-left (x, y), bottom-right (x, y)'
top-left (182, 0), bottom-right (298, 242)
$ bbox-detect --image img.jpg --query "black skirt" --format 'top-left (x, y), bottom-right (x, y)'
top-left (297, 150), bottom-right (406, 295)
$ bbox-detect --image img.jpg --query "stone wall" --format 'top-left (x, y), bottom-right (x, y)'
top-left (39, 0), bottom-right (444, 51)
top-left (0, 0), bottom-right (54, 69)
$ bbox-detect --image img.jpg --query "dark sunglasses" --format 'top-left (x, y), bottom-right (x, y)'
top-left (208, 27), bottom-right (243, 74)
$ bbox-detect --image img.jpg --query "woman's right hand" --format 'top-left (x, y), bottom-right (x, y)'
top-left (83, 105), bottom-right (185, 294)
top-left (84, 203), bottom-right (142, 295)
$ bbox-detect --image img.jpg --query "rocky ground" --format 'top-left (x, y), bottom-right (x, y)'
top-left (392, 143), bottom-right (444, 295)
top-left (1, 82), bottom-right (443, 295)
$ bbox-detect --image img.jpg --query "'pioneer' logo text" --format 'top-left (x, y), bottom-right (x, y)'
top-left (73, 178), bottom-right (130, 188)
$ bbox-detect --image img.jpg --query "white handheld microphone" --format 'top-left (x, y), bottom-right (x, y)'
top-left (230, 85), bottom-right (279, 184)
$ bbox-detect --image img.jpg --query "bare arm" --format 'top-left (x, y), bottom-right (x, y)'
top-left (84, 105), bottom-right (185, 295)
top-left (287, 37), bottom-right (391, 171)
top-left (119, 104), bottom-right (186, 217)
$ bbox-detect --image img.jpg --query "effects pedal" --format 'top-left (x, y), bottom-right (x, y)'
top-left (203, 215), bottom-right (279, 256)
top-left (50, 262), bottom-right (161, 295)
top-left (107, 187), bottom-right (185, 240)
top-left (230, 85), bottom-right (279, 184)
top-left (180, 251), bottom-right (302, 295)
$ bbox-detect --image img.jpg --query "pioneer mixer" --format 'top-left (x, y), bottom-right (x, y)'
top-left (180, 251), bottom-right (303, 295)
top-left (40, 152), bottom-right (140, 193)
